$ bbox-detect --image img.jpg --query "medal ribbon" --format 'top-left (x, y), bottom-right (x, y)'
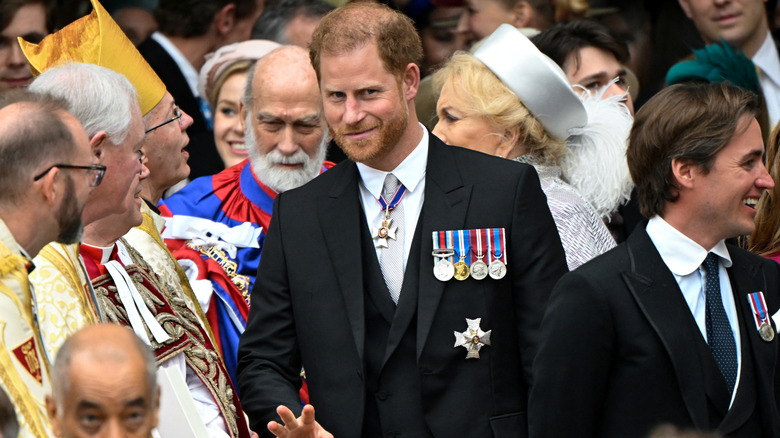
top-left (748, 292), bottom-right (770, 328)
top-left (455, 230), bottom-right (470, 264)
top-left (491, 228), bottom-right (507, 264)
top-left (470, 229), bottom-right (485, 260)
top-left (376, 183), bottom-right (407, 212)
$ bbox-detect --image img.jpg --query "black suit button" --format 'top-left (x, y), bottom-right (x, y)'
top-left (376, 391), bottom-right (389, 401)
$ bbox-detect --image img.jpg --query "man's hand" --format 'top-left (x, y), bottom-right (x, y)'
top-left (267, 404), bottom-right (333, 438)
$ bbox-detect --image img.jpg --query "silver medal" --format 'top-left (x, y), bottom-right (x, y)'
top-left (488, 260), bottom-right (506, 280)
top-left (470, 260), bottom-right (488, 280)
top-left (434, 259), bottom-right (455, 281)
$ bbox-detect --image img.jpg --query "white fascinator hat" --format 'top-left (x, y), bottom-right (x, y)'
top-left (473, 24), bottom-right (588, 141)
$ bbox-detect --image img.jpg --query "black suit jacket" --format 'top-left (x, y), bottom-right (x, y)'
top-left (138, 37), bottom-right (224, 179)
top-left (237, 134), bottom-right (568, 437)
top-left (529, 225), bottom-right (780, 437)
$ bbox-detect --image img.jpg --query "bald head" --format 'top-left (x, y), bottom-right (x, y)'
top-left (48, 324), bottom-right (159, 438)
top-left (243, 45), bottom-right (317, 110)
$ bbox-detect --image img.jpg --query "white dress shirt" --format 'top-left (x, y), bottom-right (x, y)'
top-left (357, 125), bottom-right (428, 270)
top-left (646, 216), bottom-right (742, 405)
top-left (753, 31), bottom-right (780, 129)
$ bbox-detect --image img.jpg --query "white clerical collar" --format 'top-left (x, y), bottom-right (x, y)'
top-left (357, 123), bottom-right (428, 200)
top-left (646, 215), bottom-right (732, 276)
top-left (752, 31), bottom-right (780, 88)
top-left (151, 32), bottom-right (201, 98)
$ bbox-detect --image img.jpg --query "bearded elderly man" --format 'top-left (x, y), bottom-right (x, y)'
top-left (160, 45), bottom-right (332, 382)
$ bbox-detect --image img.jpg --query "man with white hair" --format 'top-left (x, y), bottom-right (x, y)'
top-left (160, 45), bottom-right (331, 383)
top-left (27, 63), bottom-right (147, 363)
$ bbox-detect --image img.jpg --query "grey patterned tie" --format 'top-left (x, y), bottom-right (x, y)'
top-left (379, 173), bottom-right (404, 304)
top-left (703, 252), bottom-right (738, 394)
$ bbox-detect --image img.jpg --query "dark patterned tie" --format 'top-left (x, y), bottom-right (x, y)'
top-left (703, 252), bottom-right (738, 394)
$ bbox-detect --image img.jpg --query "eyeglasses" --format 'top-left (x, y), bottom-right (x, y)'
top-left (33, 164), bottom-right (107, 187)
top-left (145, 106), bottom-right (184, 133)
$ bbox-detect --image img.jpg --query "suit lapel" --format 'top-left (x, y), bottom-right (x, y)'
top-left (416, 137), bottom-right (472, 361)
top-left (319, 163), bottom-right (366, 362)
top-left (623, 229), bottom-right (711, 429)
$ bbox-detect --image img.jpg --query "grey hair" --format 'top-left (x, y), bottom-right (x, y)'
top-left (29, 63), bottom-right (138, 145)
top-left (242, 59), bottom-right (259, 110)
top-left (251, 0), bottom-right (334, 44)
top-left (51, 326), bottom-right (158, 410)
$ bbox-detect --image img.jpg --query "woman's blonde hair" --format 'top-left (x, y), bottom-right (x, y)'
top-left (750, 123), bottom-right (780, 257)
top-left (432, 51), bottom-right (567, 165)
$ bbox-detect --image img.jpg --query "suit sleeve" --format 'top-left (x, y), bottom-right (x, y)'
top-left (510, 166), bottom-right (569, 384)
top-left (237, 194), bottom-right (303, 435)
top-left (528, 269), bottom-right (614, 438)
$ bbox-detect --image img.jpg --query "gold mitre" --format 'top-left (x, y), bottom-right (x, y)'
top-left (18, 0), bottom-right (165, 115)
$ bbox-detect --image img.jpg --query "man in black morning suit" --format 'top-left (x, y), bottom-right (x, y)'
top-left (235, 3), bottom-right (568, 437)
top-left (529, 82), bottom-right (780, 438)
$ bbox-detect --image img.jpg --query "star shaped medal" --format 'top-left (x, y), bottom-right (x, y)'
top-left (372, 180), bottom-right (407, 249)
top-left (454, 318), bottom-right (492, 359)
top-left (372, 206), bottom-right (397, 248)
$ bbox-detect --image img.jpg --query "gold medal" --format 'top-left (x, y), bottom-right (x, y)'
top-left (454, 259), bottom-right (469, 281)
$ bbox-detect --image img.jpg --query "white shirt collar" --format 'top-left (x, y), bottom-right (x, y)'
top-left (752, 31), bottom-right (780, 87)
top-left (356, 124), bottom-right (428, 200)
top-left (646, 215), bottom-right (732, 276)
top-left (151, 32), bottom-right (201, 98)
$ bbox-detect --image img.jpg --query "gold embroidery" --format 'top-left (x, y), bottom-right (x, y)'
top-left (185, 241), bottom-right (251, 298)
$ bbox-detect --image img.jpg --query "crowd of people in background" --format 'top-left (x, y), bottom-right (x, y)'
top-left (2, 0), bottom-right (780, 437)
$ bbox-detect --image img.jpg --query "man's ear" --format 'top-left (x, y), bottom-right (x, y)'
top-left (403, 62), bottom-right (421, 103)
top-left (214, 3), bottom-right (237, 37)
top-left (239, 101), bottom-right (248, 132)
top-left (671, 157), bottom-right (696, 190)
top-left (37, 166), bottom-right (60, 206)
top-left (89, 131), bottom-right (109, 162)
top-left (45, 395), bottom-right (63, 437)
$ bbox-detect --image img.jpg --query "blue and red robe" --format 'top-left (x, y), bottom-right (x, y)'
top-left (160, 159), bottom-right (332, 386)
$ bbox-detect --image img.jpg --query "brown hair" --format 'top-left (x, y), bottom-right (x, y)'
top-left (309, 1), bottom-right (422, 82)
top-left (750, 123), bottom-right (780, 256)
top-left (628, 82), bottom-right (759, 218)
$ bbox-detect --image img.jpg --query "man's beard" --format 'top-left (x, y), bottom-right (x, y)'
top-left (245, 115), bottom-right (328, 193)
top-left (329, 96), bottom-right (408, 165)
top-left (56, 175), bottom-right (84, 244)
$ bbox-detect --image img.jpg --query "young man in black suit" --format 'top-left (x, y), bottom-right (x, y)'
top-left (236, 3), bottom-right (568, 437)
top-left (530, 82), bottom-right (780, 437)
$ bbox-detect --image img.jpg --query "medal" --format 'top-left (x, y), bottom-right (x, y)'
top-left (487, 228), bottom-right (507, 280)
top-left (453, 230), bottom-right (470, 281)
top-left (432, 248), bottom-right (455, 281)
top-left (747, 292), bottom-right (775, 343)
top-left (760, 322), bottom-right (775, 342)
top-left (453, 317), bottom-right (492, 359)
top-left (371, 180), bottom-right (407, 249)
top-left (372, 211), bottom-right (397, 248)
top-left (488, 258), bottom-right (506, 280)
top-left (469, 229), bottom-right (488, 280)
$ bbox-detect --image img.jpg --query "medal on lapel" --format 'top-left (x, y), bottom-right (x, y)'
top-left (453, 230), bottom-right (470, 281)
top-left (470, 229), bottom-right (488, 280)
top-left (454, 318), bottom-right (492, 359)
top-left (432, 248), bottom-right (455, 281)
top-left (747, 292), bottom-right (775, 342)
top-left (487, 228), bottom-right (507, 280)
